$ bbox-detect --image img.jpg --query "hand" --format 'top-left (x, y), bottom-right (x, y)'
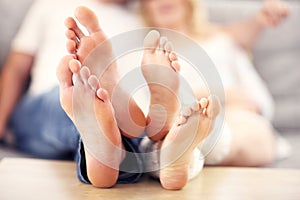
top-left (257, 0), bottom-right (290, 27)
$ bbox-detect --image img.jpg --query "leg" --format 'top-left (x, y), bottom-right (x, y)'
top-left (57, 55), bottom-right (123, 188)
top-left (10, 87), bottom-right (79, 159)
top-left (142, 30), bottom-right (181, 141)
top-left (160, 96), bottom-right (220, 190)
top-left (216, 108), bottom-right (275, 166)
top-left (64, 6), bottom-right (145, 138)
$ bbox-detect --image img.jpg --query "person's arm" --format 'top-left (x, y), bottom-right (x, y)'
top-left (0, 51), bottom-right (34, 138)
top-left (222, 0), bottom-right (289, 50)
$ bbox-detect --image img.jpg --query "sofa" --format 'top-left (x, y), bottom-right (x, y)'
top-left (0, 0), bottom-right (299, 167)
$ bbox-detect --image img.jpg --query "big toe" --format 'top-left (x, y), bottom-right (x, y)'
top-left (143, 30), bottom-right (160, 53)
top-left (75, 6), bottom-right (101, 34)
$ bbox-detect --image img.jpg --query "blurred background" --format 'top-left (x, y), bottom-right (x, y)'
top-left (205, 0), bottom-right (300, 168)
top-left (0, 0), bottom-right (299, 167)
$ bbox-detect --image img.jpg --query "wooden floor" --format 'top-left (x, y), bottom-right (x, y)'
top-left (0, 158), bottom-right (299, 200)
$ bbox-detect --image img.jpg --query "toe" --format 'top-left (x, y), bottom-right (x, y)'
top-left (171, 60), bottom-right (180, 72)
top-left (164, 41), bottom-right (173, 53)
top-left (70, 60), bottom-right (83, 85)
top-left (163, 41), bottom-right (173, 58)
top-left (144, 30), bottom-right (160, 53)
top-left (169, 52), bottom-right (178, 62)
top-left (66, 39), bottom-right (77, 54)
top-left (176, 116), bottom-right (187, 125)
top-left (159, 37), bottom-right (168, 51)
top-left (88, 75), bottom-right (100, 92)
top-left (65, 29), bottom-right (77, 41)
top-left (191, 102), bottom-right (200, 112)
top-left (79, 66), bottom-right (91, 84)
top-left (182, 106), bottom-right (192, 117)
top-left (69, 59), bottom-right (81, 73)
top-left (64, 17), bottom-right (85, 38)
top-left (199, 98), bottom-right (209, 110)
top-left (57, 55), bottom-right (76, 89)
top-left (96, 88), bottom-right (109, 102)
top-left (75, 6), bottom-right (101, 35)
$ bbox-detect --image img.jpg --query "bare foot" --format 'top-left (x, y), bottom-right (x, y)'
top-left (142, 30), bottom-right (181, 141)
top-left (57, 58), bottom-right (123, 187)
top-left (64, 6), bottom-right (145, 138)
top-left (64, 6), bottom-right (118, 96)
top-left (159, 95), bottom-right (220, 190)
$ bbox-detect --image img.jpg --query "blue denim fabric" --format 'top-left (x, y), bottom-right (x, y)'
top-left (76, 136), bottom-right (145, 184)
top-left (10, 87), bottom-right (79, 159)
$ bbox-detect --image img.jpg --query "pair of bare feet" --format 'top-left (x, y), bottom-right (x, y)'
top-left (56, 6), bottom-right (220, 190)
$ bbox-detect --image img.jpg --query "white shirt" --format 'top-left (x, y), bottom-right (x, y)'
top-left (12, 0), bottom-right (142, 95)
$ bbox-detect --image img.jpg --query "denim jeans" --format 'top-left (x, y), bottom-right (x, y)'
top-left (77, 136), bottom-right (144, 184)
top-left (10, 87), bottom-right (79, 159)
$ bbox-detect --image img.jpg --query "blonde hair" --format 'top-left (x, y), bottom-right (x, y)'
top-left (139, 0), bottom-right (208, 37)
